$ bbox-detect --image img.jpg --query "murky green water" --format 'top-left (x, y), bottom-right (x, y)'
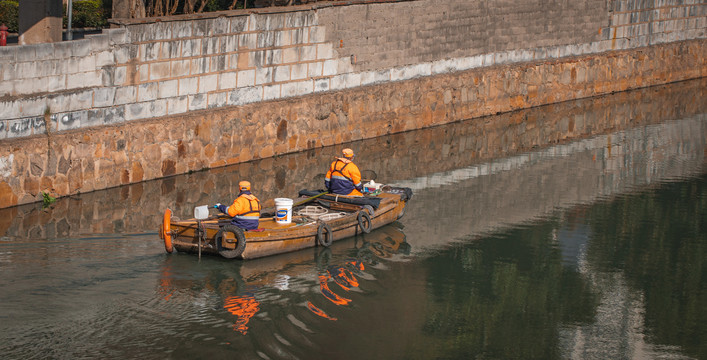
top-left (0, 79), bottom-right (705, 359)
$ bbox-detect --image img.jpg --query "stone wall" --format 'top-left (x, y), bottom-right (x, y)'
top-left (319, 0), bottom-right (608, 70)
top-left (1, 0), bottom-right (704, 140)
top-left (0, 10), bottom-right (349, 139)
top-left (0, 0), bottom-right (705, 208)
top-left (322, 0), bottom-right (706, 71)
top-left (0, 40), bottom-right (704, 209)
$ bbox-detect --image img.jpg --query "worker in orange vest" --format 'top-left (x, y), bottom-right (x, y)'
top-left (325, 148), bottom-right (363, 196)
top-left (215, 181), bottom-right (261, 230)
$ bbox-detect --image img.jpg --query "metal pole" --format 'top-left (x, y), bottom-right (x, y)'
top-left (66, 0), bottom-right (73, 41)
top-left (197, 220), bottom-right (202, 260)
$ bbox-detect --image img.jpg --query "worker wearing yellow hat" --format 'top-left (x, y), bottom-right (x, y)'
top-left (325, 148), bottom-right (363, 196)
top-left (214, 180), bottom-right (261, 230)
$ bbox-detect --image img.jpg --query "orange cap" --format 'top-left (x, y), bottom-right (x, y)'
top-left (342, 148), bottom-right (354, 158)
top-left (239, 181), bottom-right (251, 191)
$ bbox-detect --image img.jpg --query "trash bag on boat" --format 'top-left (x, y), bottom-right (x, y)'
top-left (298, 189), bottom-right (382, 209)
top-left (381, 186), bottom-right (413, 202)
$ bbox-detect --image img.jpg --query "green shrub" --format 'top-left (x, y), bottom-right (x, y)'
top-left (41, 192), bottom-right (56, 207)
top-left (0, 0), bottom-right (19, 33)
top-left (64, 0), bottom-right (108, 29)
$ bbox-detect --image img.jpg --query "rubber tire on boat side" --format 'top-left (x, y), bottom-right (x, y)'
top-left (315, 247), bottom-right (332, 268)
top-left (362, 205), bottom-right (375, 218)
top-left (216, 224), bottom-right (247, 259)
top-left (317, 222), bottom-right (333, 247)
top-left (357, 210), bottom-right (372, 233)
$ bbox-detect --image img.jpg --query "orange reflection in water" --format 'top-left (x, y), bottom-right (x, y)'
top-left (158, 278), bottom-right (175, 301)
top-left (347, 260), bottom-right (364, 271)
top-left (306, 301), bottom-right (338, 321)
top-left (318, 274), bottom-right (352, 306)
top-left (158, 266), bottom-right (176, 301)
top-left (224, 295), bottom-right (260, 334)
top-left (331, 266), bottom-right (359, 291)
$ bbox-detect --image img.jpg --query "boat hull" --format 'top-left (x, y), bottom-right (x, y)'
top-left (160, 189), bottom-right (410, 260)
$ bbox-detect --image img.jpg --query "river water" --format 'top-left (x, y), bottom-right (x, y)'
top-left (1, 79), bottom-right (705, 359)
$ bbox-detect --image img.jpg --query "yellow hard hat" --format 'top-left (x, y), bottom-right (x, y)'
top-left (342, 148), bottom-right (354, 158)
top-left (239, 181), bottom-right (251, 191)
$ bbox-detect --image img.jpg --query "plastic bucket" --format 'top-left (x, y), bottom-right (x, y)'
top-left (274, 198), bottom-right (294, 224)
top-left (194, 205), bottom-right (209, 220)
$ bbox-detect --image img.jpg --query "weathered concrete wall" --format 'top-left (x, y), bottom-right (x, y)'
top-left (0, 11), bottom-right (344, 138)
top-left (0, 0), bottom-right (705, 208)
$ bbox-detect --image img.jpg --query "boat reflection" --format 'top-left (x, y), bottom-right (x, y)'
top-left (224, 294), bottom-right (260, 334)
top-left (156, 223), bottom-right (409, 335)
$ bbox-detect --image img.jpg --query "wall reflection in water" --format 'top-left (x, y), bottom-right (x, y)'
top-left (405, 174), bottom-right (706, 359)
top-left (0, 79), bottom-right (704, 241)
top-left (399, 111), bottom-right (706, 251)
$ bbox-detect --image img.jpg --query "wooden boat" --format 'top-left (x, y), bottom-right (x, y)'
top-left (158, 186), bottom-right (413, 260)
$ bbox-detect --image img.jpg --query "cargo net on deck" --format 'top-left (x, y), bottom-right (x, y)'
top-left (295, 205), bottom-right (347, 221)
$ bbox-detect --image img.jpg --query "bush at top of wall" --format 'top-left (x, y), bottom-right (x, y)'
top-left (0, 0), bottom-right (19, 33)
top-left (63, 0), bottom-right (109, 29)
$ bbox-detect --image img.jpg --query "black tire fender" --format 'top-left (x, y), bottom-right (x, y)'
top-left (357, 210), bottom-right (372, 233)
top-left (316, 222), bottom-right (333, 247)
top-left (362, 205), bottom-right (375, 218)
top-left (216, 224), bottom-right (246, 259)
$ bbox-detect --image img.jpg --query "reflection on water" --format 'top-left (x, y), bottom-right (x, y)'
top-left (147, 223), bottom-right (413, 359)
top-left (0, 79), bottom-right (705, 359)
top-left (398, 113), bottom-right (706, 252)
top-left (224, 294), bottom-right (260, 334)
top-left (403, 174), bottom-right (706, 359)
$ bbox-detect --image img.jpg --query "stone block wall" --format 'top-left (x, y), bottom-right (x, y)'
top-left (1, 0), bottom-right (704, 141)
top-left (0, 10), bottom-right (353, 139)
top-left (609, 0), bottom-right (706, 46)
top-left (0, 39), bottom-right (704, 208)
top-left (320, 0), bottom-right (705, 71)
top-left (319, 0), bottom-right (609, 70)
top-left (0, 0), bottom-right (705, 208)
top-left (0, 29), bottom-right (130, 137)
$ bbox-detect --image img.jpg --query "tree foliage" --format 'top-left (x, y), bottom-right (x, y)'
top-left (0, 0), bottom-right (111, 33)
top-left (0, 0), bottom-right (19, 33)
top-left (65, 0), bottom-right (109, 28)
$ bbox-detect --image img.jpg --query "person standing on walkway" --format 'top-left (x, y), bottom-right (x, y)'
top-left (325, 148), bottom-right (363, 196)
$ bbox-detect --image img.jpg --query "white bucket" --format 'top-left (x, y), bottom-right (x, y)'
top-left (274, 198), bottom-right (294, 224)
